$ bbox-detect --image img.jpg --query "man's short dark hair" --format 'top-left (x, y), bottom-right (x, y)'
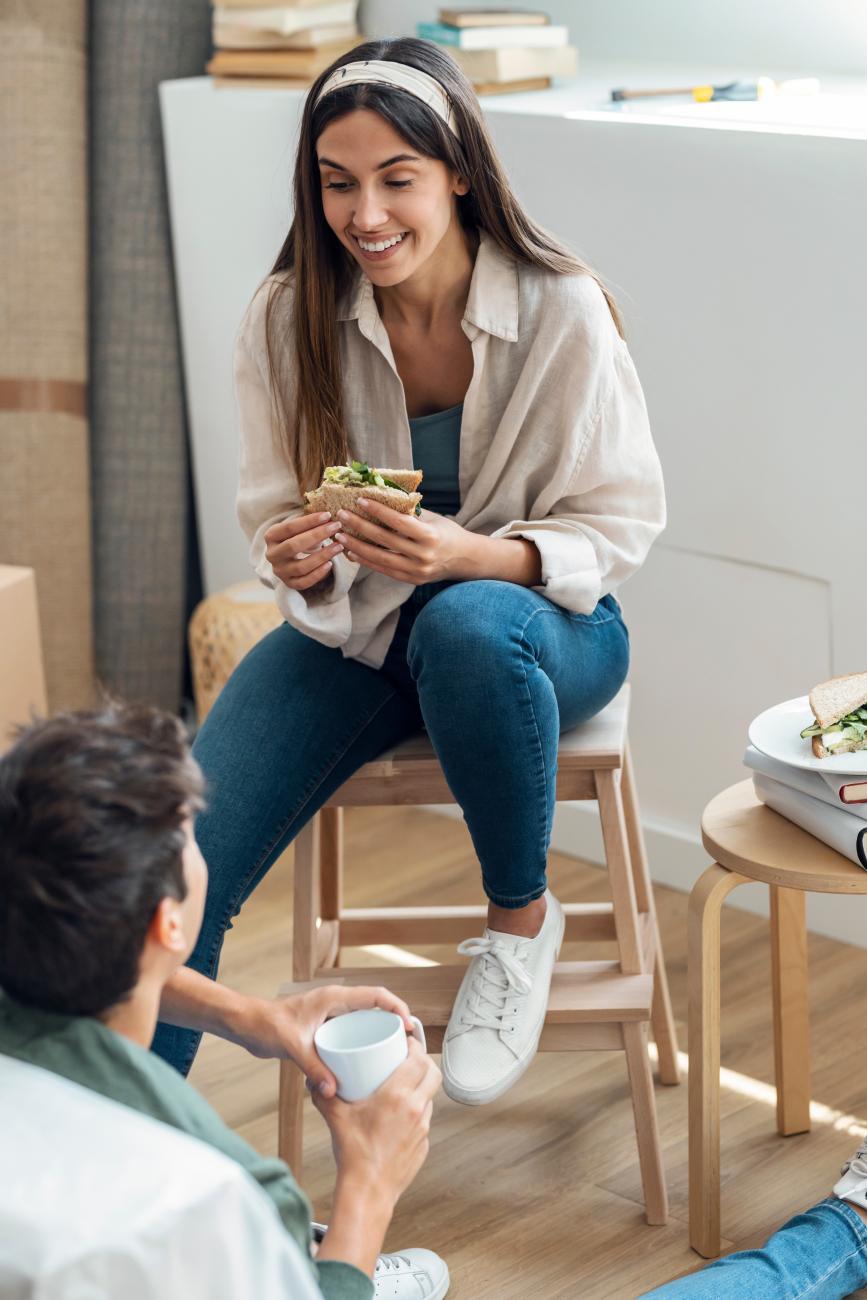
top-left (0, 701), bottom-right (206, 1017)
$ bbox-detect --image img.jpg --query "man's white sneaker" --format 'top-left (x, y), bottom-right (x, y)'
top-left (374, 1247), bottom-right (450, 1299)
top-left (834, 1138), bottom-right (867, 1208)
top-left (442, 890), bottom-right (565, 1106)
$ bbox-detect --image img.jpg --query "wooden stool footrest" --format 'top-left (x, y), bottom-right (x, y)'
top-left (339, 902), bottom-right (620, 947)
top-left (279, 960), bottom-right (653, 1025)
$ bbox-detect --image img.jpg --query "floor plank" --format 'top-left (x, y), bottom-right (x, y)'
top-left (191, 806), bottom-right (867, 1298)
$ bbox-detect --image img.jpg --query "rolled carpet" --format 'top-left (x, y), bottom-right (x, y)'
top-left (89, 0), bottom-right (211, 709)
top-left (0, 0), bottom-right (95, 710)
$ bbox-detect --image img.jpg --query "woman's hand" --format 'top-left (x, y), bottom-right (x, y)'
top-left (312, 1038), bottom-right (442, 1204)
top-left (229, 985), bottom-right (414, 1097)
top-left (335, 499), bottom-right (481, 584)
top-left (264, 512), bottom-right (345, 590)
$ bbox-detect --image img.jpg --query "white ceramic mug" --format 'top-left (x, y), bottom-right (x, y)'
top-left (314, 1009), bottom-right (426, 1102)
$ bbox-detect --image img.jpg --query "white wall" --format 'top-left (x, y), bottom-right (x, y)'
top-left (162, 79), bottom-right (867, 949)
top-left (360, 0), bottom-right (867, 76)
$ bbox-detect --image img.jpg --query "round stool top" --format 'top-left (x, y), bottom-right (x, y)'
top-left (702, 780), bottom-right (867, 894)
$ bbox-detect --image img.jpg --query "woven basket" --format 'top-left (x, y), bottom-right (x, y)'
top-left (188, 581), bottom-right (283, 722)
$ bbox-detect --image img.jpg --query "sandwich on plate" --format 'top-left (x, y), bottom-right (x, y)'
top-left (304, 461), bottom-right (423, 539)
top-left (800, 671), bottom-right (867, 758)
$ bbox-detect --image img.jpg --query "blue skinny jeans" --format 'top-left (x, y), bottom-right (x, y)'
top-left (153, 578), bottom-right (629, 1074)
top-left (641, 1199), bottom-right (867, 1299)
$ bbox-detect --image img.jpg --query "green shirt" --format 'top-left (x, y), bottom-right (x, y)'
top-left (0, 993), bottom-right (372, 1300)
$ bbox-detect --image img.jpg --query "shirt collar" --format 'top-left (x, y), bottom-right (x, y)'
top-left (336, 229), bottom-right (519, 343)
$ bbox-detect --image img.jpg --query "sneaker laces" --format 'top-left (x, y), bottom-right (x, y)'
top-left (842, 1140), bottom-right (867, 1178)
top-left (455, 935), bottom-right (533, 1032)
top-left (375, 1254), bottom-right (412, 1274)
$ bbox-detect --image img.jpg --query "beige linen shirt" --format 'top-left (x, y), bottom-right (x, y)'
top-left (235, 232), bottom-right (665, 669)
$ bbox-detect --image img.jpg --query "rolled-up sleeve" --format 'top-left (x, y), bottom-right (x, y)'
top-left (492, 338), bottom-right (665, 613)
top-left (234, 288), bottom-right (360, 645)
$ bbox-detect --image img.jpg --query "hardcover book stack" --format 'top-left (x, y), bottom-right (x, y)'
top-left (417, 8), bottom-right (577, 96)
top-left (745, 673), bottom-right (867, 869)
top-left (207, 0), bottom-right (360, 87)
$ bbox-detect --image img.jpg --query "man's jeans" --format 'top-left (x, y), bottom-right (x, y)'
top-left (641, 1198), bottom-right (867, 1299)
top-left (153, 578), bottom-right (629, 1075)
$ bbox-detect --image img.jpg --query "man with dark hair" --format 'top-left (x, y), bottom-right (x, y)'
top-left (0, 703), bottom-right (448, 1300)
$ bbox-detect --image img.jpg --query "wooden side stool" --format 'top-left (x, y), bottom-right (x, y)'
top-left (279, 683), bottom-right (681, 1224)
top-left (689, 779), bottom-right (867, 1258)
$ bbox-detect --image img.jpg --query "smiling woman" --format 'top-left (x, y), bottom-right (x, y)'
top-left (152, 37), bottom-right (666, 1240)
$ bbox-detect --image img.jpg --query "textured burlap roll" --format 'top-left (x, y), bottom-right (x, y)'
top-left (89, 1), bottom-right (211, 710)
top-left (0, 1), bottom-right (95, 710)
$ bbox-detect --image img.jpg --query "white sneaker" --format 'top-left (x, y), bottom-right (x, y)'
top-left (835, 1139), bottom-right (867, 1208)
top-left (374, 1247), bottom-right (450, 1299)
top-left (442, 890), bottom-right (565, 1106)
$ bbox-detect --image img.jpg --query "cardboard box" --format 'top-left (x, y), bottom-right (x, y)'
top-left (0, 566), bottom-right (48, 752)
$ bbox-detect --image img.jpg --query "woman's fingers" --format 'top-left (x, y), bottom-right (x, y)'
top-left (337, 533), bottom-right (413, 575)
top-left (265, 512), bottom-right (330, 544)
top-left (269, 520), bottom-right (341, 563)
top-left (290, 558), bottom-right (335, 590)
top-left (336, 507), bottom-right (421, 554)
top-left (353, 498), bottom-right (424, 539)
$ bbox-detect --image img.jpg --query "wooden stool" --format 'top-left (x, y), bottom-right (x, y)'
top-left (279, 683), bottom-right (681, 1224)
top-left (187, 581), bottom-right (283, 720)
top-left (689, 779), bottom-right (867, 1258)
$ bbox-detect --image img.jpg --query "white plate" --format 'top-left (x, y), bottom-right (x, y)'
top-left (748, 695), bottom-right (867, 774)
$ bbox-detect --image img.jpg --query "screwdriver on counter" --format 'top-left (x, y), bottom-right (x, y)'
top-left (611, 77), bottom-right (820, 103)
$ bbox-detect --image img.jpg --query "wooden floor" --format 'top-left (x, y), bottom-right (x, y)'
top-left (191, 806), bottom-right (867, 1299)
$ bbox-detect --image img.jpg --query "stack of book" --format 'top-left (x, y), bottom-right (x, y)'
top-left (745, 746), bottom-right (867, 868)
top-left (207, 0), bottom-right (360, 87)
top-left (417, 8), bottom-right (577, 96)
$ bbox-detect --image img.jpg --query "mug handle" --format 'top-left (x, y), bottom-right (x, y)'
top-left (408, 1015), bottom-right (427, 1054)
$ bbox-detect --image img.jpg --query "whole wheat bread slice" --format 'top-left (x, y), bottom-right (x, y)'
top-left (809, 672), bottom-right (867, 729)
top-left (304, 482), bottom-right (422, 539)
top-left (376, 468), bottom-right (423, 493)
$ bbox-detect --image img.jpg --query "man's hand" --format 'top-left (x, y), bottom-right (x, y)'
top-left (313, 1038), bottom-right (442, 1205)
top-left (334, 500), bottom-right (481, 584)
top-left (230, 985), bottom-right (413, 1097)
top-left (314, 1040), bottom-right (442, 1276)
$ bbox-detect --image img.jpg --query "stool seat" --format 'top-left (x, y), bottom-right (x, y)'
top-left (702, 779), bottom-right (867, 893)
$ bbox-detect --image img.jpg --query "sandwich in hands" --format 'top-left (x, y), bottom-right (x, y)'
top-left (800, 671), bottom-right (867, 758)
top-left (304, 461), bottom-right (423, 539)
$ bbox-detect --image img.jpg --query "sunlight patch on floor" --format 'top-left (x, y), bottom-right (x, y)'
top-left (649, 1044), bottom-right (867, 1138)
top-left (361, 944), bottom-right (439, 968)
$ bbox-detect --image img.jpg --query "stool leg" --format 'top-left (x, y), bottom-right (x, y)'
top-left (623, 1020), bottom-right (668, 1225)
top-left (622, 744), bottom-right (681, 1085)
top-left (278, 1059), bottom-right (305, 1176)
top-left (596, 769), bottom-right (642, 974)
top-left (770, 885), bottom-right (811, 1137)
top-left (688, 863), bottom-right (747, 1258)
top-left (320, 808), bottom-right (344, 968)
top-left (277, 815), bottom-right (321, 1178)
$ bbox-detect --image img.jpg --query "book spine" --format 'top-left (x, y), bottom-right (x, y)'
top-left (753, 774), bottom-right (867, 869)
top-left (417, 22), bottom-right (461, 46)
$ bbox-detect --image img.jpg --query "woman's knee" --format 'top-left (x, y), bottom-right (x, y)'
top-left (407, 581), bottom-right (520, 676)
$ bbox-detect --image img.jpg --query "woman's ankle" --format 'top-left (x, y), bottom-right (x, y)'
top-left (486, 893), bottom-right (547, 938)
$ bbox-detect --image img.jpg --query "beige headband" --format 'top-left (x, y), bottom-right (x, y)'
top-left (314, 59), bottom-right (461, 140)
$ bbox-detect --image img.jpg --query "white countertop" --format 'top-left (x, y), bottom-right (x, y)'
top-left (169, 62), bottom-right (867, 140)
top-left (476, 61), bottom-right (867, 138)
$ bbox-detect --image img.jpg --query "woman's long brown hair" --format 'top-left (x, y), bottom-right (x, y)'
top-left (265, 36), bottom-right (622, 494)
